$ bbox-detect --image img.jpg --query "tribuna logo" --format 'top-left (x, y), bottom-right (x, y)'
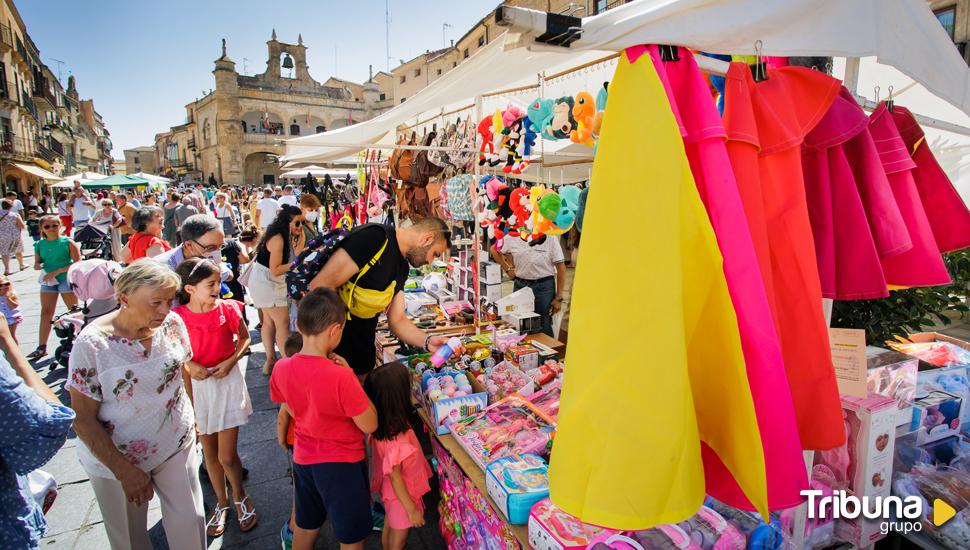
top-left (802, 490), bottom-right (931, 534)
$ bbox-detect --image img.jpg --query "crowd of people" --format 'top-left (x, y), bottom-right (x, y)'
top-left (1, 180), bottom-right (469, 550)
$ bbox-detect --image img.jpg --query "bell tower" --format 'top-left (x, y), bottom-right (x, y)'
top-left (263, 29), bottom-right (314, 83)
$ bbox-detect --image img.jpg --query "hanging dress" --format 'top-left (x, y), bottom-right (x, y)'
top-left (869, 102), bottom-right (951, 288)
top-left (801, 86), bottom-right (890, 300)
top-left (890, 106), bottom-right (970, 254)
top-left (722, 63), bottom-right (845, 451)
top-left (641, 44), bottom-right (805, 512)
top-left (549, 47), bottom-right (767, 531)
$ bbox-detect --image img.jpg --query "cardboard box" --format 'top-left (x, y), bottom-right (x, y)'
top-left (480, 261), bottom-right (503, 285)
top-left (907, 332), bottom-right (970, 367)
top-left (866, 346), bottom-right (918, 426)
top-left (420, 372), bottom-right (489, 435)
top-left (496, 287), bottom-right (535, 316)
top-left (835, 394), bottom-right (899, 548)
top-left (525, 333), bottom-right (566, 357)
top-left (911, 390), bottom-right (964, 445)
top-left (502, 311), bottom-right (542, 334)
top-left (479, 360), bottom-right (535, 402)
top-left (481, 282), bottom-right (504, 303)
top-left (506, 344), bottom-right (540, 371)
top-left (485, 454), bottom-right (549, 525)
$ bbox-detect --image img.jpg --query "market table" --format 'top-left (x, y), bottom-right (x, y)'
top-left (416, 407), bottom-right (531, 549)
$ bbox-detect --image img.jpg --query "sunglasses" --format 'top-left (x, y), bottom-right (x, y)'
top-left (0, 283), bottom-right (10, 287)
top-left (42, 224), bottom-right (59, 229)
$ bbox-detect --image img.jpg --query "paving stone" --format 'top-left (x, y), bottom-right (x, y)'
top-left (37, 527), bottom-right (80, 550)
top-left (43, 480), bottom-right (99, 537)
top-left (237, 409), bottom-right (277, 446)
top-left (43, 446), bottom-right (88, 485)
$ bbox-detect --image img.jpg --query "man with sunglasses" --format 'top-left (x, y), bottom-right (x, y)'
top-left (153, 214), bottom-right (231, 281)
top-left (309, 217), bottom-right (453, 378)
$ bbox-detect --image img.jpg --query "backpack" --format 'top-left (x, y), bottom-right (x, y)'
top-left (285, 228), bottom-right (351, 300)
top-left (389, 132), bottom-right (416, 183)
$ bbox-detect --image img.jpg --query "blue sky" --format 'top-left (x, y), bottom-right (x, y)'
top-left (17, 0), bottom-right (497, 157)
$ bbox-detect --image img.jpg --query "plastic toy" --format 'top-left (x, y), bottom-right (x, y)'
top-left (451, 395), bottom-right (556, 470)
top-left (485, 453), bottom-right (549, 524)
top-left (588, 533), bottom-right (645, 549)
top-left (430, 336), bottom-right (463, 367)
top-left (627, 524), bottom-right (702, 550)
top-left (570, 91), bottom-right (596, 146)
top-left (526, 381), bottom-right (561, 420)
top-left (477, 361), bottom-right (535, 402)
top-left (529, 498), bottom-right (617, 550)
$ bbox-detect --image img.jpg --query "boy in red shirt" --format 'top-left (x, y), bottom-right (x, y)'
top-left (270, 288), bottom-right (378, 550)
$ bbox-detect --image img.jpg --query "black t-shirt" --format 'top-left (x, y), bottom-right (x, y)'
top-left (333, 223), bottom-right (409, 375)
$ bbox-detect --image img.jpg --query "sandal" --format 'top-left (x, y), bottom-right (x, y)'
top-left (26, 346), bottom-right (47, 360)
top-left (206, 503), bottom-right (230, 537)
top-left (234, 495), bottom-right (259, 532)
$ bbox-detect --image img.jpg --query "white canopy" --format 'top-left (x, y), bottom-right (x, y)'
top-left (51, 171), bottom-right (108, 189)
top-left (564, 0), bottom-right (970, 117)
top-left (131, 172), bottom-right (173, 185)
top-left (10, 162), bottom-right (59, 180)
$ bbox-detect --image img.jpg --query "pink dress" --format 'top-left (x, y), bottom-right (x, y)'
top-left (370, 429), bottom-right (433, 530)
top-left (802, 87), bottom-right (890, 300)
top-left (638, 45), bottom-right (806, 512)
top-left (869, 103), bottom-right (951, 287)
top-left (891, 106), bottom-right (970, 253)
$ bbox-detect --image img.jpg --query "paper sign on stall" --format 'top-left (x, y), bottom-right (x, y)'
top-left (829, 328), bottom-right (867, 397)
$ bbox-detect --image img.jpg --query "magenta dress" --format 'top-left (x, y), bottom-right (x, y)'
top-left (869, 102), bottom-right (951, 287)
top-left (802, 87), bottom-right (891, 300)
top-left (891, 106), bottom-right (970, 254)
top-left (640, 44), bottom-right (806, 511)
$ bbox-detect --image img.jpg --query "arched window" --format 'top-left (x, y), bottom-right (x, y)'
top-left (203, 120), bottom-right (211, 146)
top-left (289, 124), bottom-right (300, 136)
top-left (315, 125), bottom-right (326, 134)
top-left (241, 120), bottom-right (247, 133)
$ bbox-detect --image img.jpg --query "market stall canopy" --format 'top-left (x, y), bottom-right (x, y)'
top-left (279, 165), bottom-right (358, 179)
top-left (80, 174), bottom-right (151, 189)
top-left (131, 172), bottom-right (173, 184)
top-left (51, 171), bottom-right (108, 189)
top-left (11, 162), bottom-right (59, 180)
top-left (523, 0), bottom-right (970, 117)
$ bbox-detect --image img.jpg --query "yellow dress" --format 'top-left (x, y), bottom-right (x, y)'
top-left (548, 50), bottom-right (768, 529)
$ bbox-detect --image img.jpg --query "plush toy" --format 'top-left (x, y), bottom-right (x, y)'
top-left (508, 187), bottom-right (531, 238)
top-left (521, 116), bottom-right (538, 156)
top-left (593, 82), bottom-right (608, 140)
top-left (477, 116), bottom-right (501, 167)
top-left (570, 91), bottom-right (596, 146)
top-left (500, 106), bottom-right (531, 174)
top-left (527, 98), bottom-right (556, 140)
top-left (548, 96), bottom-right (576, 140)
top-left (553, 184), bottom-right (581, 231)
top-left (478, 175), bottom-right (516, 249)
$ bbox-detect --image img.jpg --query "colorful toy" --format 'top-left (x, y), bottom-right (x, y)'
top-left (500, 105), bottom-right (530, 175)
top-left (529, 497), bottom-right (617, 550)
top-left (477, 115), bottom-right (500, 167)
top-left (588, 533), bottom-right (645, 549)
top-left (627, 524), bottom-right (702, 550)
top-left (526, 380), bottom-right (561, 420)
top-left (570, 91), bottom-right (596, 146)
top-left (451, 395), bottom-right (556, 470)
top-left (421, 369), bottom-right (489, 435)
top-left (521, 115), bottom-right (538, 156)
top-left (593, 82), bottom-right (609, 138)
top-left (477, 361), bottom-right (535, 402)
top-left (430, 336), bottom-right (463, 367)
top-left (485, 453), bottom-right (550, 524)
top-left (548, 96), bottom-right (576, 139)
top-left (528, 98), bottom-right (556, 140)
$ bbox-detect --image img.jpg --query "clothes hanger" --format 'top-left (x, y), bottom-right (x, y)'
top-left (887, 85), bottom-right (895, 113)
top-left (751, 40), bottom-right (768, 82)
top-left (659, 44), bottom-right (680, 62)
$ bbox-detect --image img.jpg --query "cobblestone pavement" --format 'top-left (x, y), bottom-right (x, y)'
top-left (14, 234), bottom-right (446, 549)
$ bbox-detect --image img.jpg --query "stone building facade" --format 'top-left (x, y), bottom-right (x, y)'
top-left (122, 145), bottom-right (157, 175)
top-left (151, 31), bottom-right (391, 187)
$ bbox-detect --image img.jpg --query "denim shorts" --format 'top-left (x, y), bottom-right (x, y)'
top-left (40, 279), bottom-right (72, 294)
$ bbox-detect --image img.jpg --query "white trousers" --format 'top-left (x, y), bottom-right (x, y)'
top-left (89, 444), bottom-right (205, 550)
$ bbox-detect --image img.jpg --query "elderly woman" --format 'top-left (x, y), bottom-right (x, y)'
top-left (68, 259), bottom-right (205, 550)
top-left (122, 206), bottom-right (172, 263)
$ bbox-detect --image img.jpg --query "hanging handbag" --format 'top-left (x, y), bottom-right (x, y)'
top-left (410, 131), bottom-right (445, 187)
top-left (237, 260), bottom-right (255, 287)
top-left (389, 132), bottom-right (416, 182)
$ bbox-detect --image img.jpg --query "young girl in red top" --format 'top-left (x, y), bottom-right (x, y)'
top-left (174, 257), bottom-right (257, 537)
top-left (364, 362), bottom-right (434, 550)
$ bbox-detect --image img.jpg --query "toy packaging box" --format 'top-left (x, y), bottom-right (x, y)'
top-left (910, 389), bottom-right (964, 445)
top-left (528, 498), bottom-right (617, 550)
top-left (836, 393), bottom-right (899, 547)
top-left (418, 369), bottom-right (489, 435)
top-left (476, 360), bottom-right (535, 403)
top-left (451, 395), bottom-right (557, 470)
top-left (485, 453), bottom-right (550, 525)
top-left (866, 346), bottom-right (918, 426)
top-left (506, 344), bottom-right (540, 371)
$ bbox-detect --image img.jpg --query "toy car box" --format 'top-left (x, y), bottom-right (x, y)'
top-left (485, 453), bottom-right (549, 524)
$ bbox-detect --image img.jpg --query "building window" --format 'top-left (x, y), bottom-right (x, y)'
top-left (414, 68), bottom-right (421, 77)
top-left (379, 92), bottom-right (386, 101)
top-left (316, 125), bottom-right (326, 133)
top-left (400, 75), bottom-right (406, 84)
top-left (936, 6), bottom-right (957, 40)
top-left (401, 98), bottom-right (406, 104)
top-left (453, 61), bottom-right (457, 67)
top-left (478, 35), bottom-right (485, 47)
top-left (289, 124), bottom-right (300, 136)
top-left (463, 48), bottom-right (469, 59)
top-left (437, 68), bottom-right (442, 76)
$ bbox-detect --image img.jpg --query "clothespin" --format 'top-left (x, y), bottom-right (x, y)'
top-left (887, 85), bottom-right (895, 113)
top-left (751, 40), bottom-right (768, 82)
top-left (659, 45), bottom-right (680, 62)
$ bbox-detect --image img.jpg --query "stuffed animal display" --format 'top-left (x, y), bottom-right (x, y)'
top-left (479, 175), bottom-right (582, 250)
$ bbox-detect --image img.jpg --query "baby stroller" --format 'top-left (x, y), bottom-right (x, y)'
top-left (51, 259), bottom-right (121, 368)
top-left (73, 224), bottom-right (113, 261)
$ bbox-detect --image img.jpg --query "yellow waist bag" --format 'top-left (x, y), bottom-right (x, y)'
top-left (338, 239), bottom-right (395, 319)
